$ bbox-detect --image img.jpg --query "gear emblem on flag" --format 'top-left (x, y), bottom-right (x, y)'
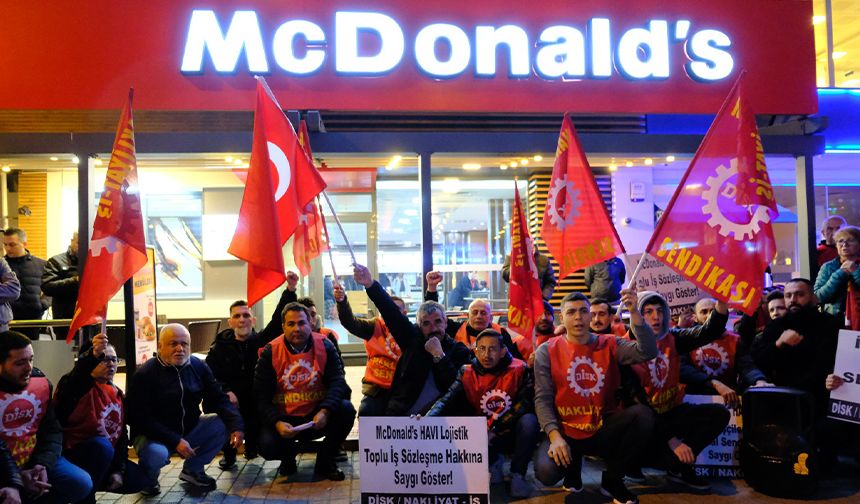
top-left (702, 159), bottom-right (772, 241)
top-left (547, 176), bottom-right (581, 231)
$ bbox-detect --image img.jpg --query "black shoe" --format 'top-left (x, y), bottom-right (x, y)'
top-left (666, 466), bottom-right (710, 491)
top-left (624, 468), bottom-right (647, 484)
top-left (562, 455), bottom-right (583, 492)
top-left (335, 450), bottom-right (349, 462)
top-left (245, 448), bottom-right (258, 460)
top-left (313, 467), bottom-right (346, 481)
top-left (219, 455), bottom-right (237, 470)
top-left (600, 473), bottom-right (639, 504)
top-left (278, 458), bottom-right (298, 476)
top-left (179, 469), bottom-right (217, 488)
top-left (140, 483), bottom-right (161, 496)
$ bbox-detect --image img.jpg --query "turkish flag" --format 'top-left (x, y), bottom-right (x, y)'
top-left (540, 114), bottom-right (625, 278)
top-left (228, 78), bottom-right (327, 306)
top-left (646, 72), bottom-right (777, 315)
top-left (68, 89), bottom-right (147, 341)
top-left (507, 183), bottom-right (545, 341)
top-left (292, 120), bottom-right (330, 276)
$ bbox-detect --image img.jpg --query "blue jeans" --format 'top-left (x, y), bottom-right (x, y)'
top-left (65, 437), bottom-right (148, 503)
top-left (31, 456), bottom-right (92, 504)
top-left (135, 414), bottom-right (226, 485)
top-left (490, 413), bottom-right (540, 476)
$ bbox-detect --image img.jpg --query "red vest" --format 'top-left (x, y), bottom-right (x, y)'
top-left (319, 327), bottom-right (339, 342)
top-left (461, 358), bottom-right (528, 424)
top-left (629, 333), bottom-right (684, 414)
top-left (455, 322), bottom-right (503, 349)
top-left (689, 331), bottom-right (739, 384)
top-left (0, 376), bottom-right (50, 467)
top-left (535, 333), bottom-right (557, 348)
top-left (61, 382), bottom-right (124, 450)
top-left (270, 334), bottom-right (328, 417)
top-left (511, 334), bottom-right (534, 362)
top-left (549, 335), bottom-right (620, 440)
top-left (363, 318), bottom-right (401, 388)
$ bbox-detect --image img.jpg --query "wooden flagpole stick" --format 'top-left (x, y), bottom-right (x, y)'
top-left (316, 197), bottom-right (339, 281)
top-left (616, 252), bottom-right (647, 317)
top-left (321, 191), bottom-right (357, 265)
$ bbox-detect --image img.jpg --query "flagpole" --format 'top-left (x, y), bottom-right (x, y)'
top-left (321, 191), bottom-right (357, 265)
top-left (616, 253), bottom-right (646, 317)
top-left (316, 197), bottom-right (339, 281)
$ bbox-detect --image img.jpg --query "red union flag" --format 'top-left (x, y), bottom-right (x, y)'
top-left (68, 89), bottom-right (147, 341)
top-left (292, 120), bottom-right (329, 276)
top-left (540, 114), bottom-right (625, 278)
top-left (646, 72), bottom-right (777, 315)
top-left (228, 78), bottom-right (327, 306)
top-left (507, 183), bottom-right (545, 339)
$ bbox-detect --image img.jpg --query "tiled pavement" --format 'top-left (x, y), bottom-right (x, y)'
top-left (94, 452), bottom-right (860, 504)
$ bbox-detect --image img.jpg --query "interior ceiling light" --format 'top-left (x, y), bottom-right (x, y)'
top-left (644, 158), bottom-right (653, 165)
top-left (625, 161), bottom-right (633, 167)
top-left (608, 164), bottom-right (618, 172)
top-left (72, 156), bottom-right (80, 164)
top-left (500, 164), bottom-right (508, 170)
top-left (50, 156), bottom-right (58, 161)
top-left (533, 155), bottom-right (543, 162)
top-left (510, 161), bottom-right (518, 168)
top-left (1, 166), bottom-right (10, 173)
top-left (94, 158), bottom-right (104, 166)
top-left (520, 158), bottom-right (529, 165)
top-left (666, 155), bottom-right (676, 162)
top-left (224, 156), bottom-right (233, 163)
top-left (462, 163), bottom-right (481, 170)
top-left (233, 159), bottom-right (243, 166)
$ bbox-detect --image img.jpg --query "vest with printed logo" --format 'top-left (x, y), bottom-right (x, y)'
top-left (630, 333), bottom-right (684, 413)
top-left (363, 318), bottom-right (401, 388)
top-left (0, 376), bottom-right (50, 467)
top-left (549, 335), bottom-right (620, 440)
top-left (62, 382), bottom-right (124, 450)
top-left (456, 322), bottom-right (503, 349)
top-left (270, 334), bottom-right (329, 417)
top-left (461, 358), bottom-right (527, 425)
top-left (689, 331), bottom-right (738, 385)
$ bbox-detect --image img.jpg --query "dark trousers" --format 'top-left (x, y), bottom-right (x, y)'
top-left (490, 413), bottom-right (540, 476)
top-left (259, 399), bottom-right (356, 469)
top-left (648, 402), bottom-right (730, 469)
top-left (64, 437), bottom-right (147, 504)
top-left (534, 404), bottom-right (656, 485)
top-left (359, 387), bottom-right (392, 417)
top-left (222, 394), bottom-right (259, 460)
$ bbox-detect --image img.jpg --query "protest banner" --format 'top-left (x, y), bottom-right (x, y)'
top-left (828, 329), bottom-right (860, 424)
top-left (132, 248), bottom-right (158, 365)
top-left (359, 416), bottom-right (489, 504)
top-left (628, 253), bottom-right (702, 318)
top-left (685, 394), bottom-right (743, 478)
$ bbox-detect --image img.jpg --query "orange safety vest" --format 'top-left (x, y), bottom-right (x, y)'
top-left (549, 335), bottom-right (620, 440)
top-left (629, 333), bottom-right (684, 414)
top-left (689, 331), bottom-right (739, 385)
top-left (363, 318), bottom-right (401, 388)
top-left (535, 333), bottom-right (558, 348)
top-left (270, 334), bottom-right (329, 417)
top-left (0, 376), bottom-right (50, 467)
top-left (456, 322), bottom-right (503, 349)
top-left (61, 382), bottom-right (124, 450)
top-left (511, 334), bottom-right (534, 362)
top-left (461, 358), bottom-right (528, 424)
top-left (319, 327), bottom-right (339, 342)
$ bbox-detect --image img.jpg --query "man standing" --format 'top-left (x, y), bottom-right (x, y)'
top-left (0, 259), bottom-right (20, 334)
top-left (817, 215), bottom-right (846, 266)
top-left (0, 331), bottom-right (92, 504)
top-left (354, 264), bottom-right (472, 416)
top-left (584, 257), bottom-right (626, 305)
top-left (41, 232), bottom-right (79, 340)
top-left (126, 324), bottom-right (243, 494)
top-left (533, 290), bottom-right (656, 504)
top-left (3, 228), bottom-right (47, 338)
top-left (503, 248), bottom-right (557, 300)
top-left (254, 302), bottom-right (354, 480)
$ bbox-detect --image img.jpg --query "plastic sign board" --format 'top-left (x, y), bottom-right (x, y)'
top-left (685, 394), bottom-right (742, 478)
top-left (629, 253), bottom-right (701, 318)
top-left (359, 416), bottom-right (489, 504)
top-left (828, 330), bottom-right (860, 424)
top-left (132, 248), bottom-right (158, 366)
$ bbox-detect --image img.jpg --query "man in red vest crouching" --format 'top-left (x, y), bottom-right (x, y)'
top-left (0, 331), bottom-right (92, 504)
top-left (533, 289), bottom-right (657, 504)
top-left (427, 328), bottom-right (540, 498)
top-left (54, 333), bottom-right (147, 503)
top-left (254, 302), bottom-right (355, 481)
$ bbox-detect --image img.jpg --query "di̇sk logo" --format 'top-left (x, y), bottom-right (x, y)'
top-left (283, 359), bottom-right (318, 390)
top-left (567, 356), bottom-right (606, 396)
top-left (99, 403), bottom-right (123, 443)
top-left (0, 391), bottom-right (42, 437)
top-left (693, 343), bottom-right (729, 377)
top-left (648, 353), bottom-right (670, 388)
top-left (701, 158), bottom-right (771, 241)
top-left (480, 390), bottom-right (512, 419)
top-left (384, 333), bottom-right (400, 359)
top-left (546, 176), bottom-right (582, 231)
top-left (268, 141), bottom-right (291, 202)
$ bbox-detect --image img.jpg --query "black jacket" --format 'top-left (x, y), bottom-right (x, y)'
top-left (5, 252), bottom-right (48, 320)
top-left (368, 281), bottom-right (472, 415)
top-left (254, 336), bottom-right (348, 427)
top-left (41, 250), bottom-right (79, 319)
top-left (0, 369), bottom-right (63, 472)
top-left (54, 348), bottom-right (127, 474)
top-left (0, 438), bottom-right (22, 491)
top-left (427, 352), bottom-right (534, 437)
top-left (125, 355), bottom-right (243, 448)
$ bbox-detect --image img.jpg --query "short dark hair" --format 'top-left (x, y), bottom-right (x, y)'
top-left (475, 328), bottom-right (503, 343)
top-left (765, 290), bottom-right (785, 304)
top-left (281, 302), bottom-right (311, 321)
top-left (297, 297), bottom-right (316, 309)
top-left (562, 292), bottom-right (589, 306)
top-left (2, 227), bottom-right (26, 241)
top-left (0, 331), bottom-right (32, 362)
top-left (589, 297), bottom-right (611, 311)
top-left (786, 278), bottom-right (813, 289)
top-left (229, 300), bottom-right (248, 312)
top-left (391, 296), bottom-right (404, 305)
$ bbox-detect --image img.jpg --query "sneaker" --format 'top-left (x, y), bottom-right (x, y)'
top-left (313, 461), bottom-right (346, 481)
top-left (140, 483), bottom-right (160, 496)
top-left (336, 450), bottom-right (349, 462)
top-left (244, 449), bottom-right (258, 460)
top-left (600, 473), bottom-right (639, 504)
top-left (624, 468), bottom-right (647, 484)
top-left (278, 458), bottom-right (298, 476)
top-left (562, 471), bottom-right (583, 493)
top-left (179, 469), bottom-right (216, 488)
top-left (489, 457), bottom-right (505, 484)
top-left (509, 473), bottom-right (536, 498)
top-left (666, 466), bottom-right (710, 491)
top-left (218, 455), bottom-right (236, 470)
